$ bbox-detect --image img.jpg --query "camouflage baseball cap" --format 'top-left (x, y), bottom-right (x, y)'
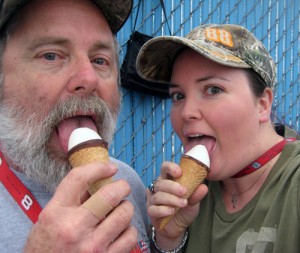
top-left (137, 24), bottom-right (276, 91)
top-left (0, 0), bottom-right (133, 34)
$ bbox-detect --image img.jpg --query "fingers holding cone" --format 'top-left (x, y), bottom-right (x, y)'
top-left (159, 145), bottom-right (210, 230)
top-left (68, 128), bottom-right (115, 218)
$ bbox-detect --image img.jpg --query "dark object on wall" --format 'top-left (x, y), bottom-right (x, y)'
top-left (121, 0), bottom-right (170, 98)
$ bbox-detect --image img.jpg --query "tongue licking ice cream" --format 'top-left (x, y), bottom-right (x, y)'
top-left (159, 144), bottom-right (210, 230)
top-left (68, 127), bottom-right (113, 195)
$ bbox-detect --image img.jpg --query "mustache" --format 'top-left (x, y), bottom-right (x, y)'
top-left (43, 95), bottom-right (119, 142)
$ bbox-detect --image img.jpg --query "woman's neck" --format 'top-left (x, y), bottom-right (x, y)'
top-left (221, 149), bottom-right (281, 213)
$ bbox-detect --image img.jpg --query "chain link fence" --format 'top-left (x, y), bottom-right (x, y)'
top-left (112, 0), bottom-right (300, 186)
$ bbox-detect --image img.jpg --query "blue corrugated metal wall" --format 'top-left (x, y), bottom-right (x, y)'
top-left (111, 0), bottom-right (300, 187)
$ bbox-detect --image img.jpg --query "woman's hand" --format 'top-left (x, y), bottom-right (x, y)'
top-left (147, 161), bottom-right (208, 250)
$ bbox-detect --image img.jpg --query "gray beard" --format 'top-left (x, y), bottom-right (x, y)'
top-left (0, 96), bottom-right (119, 193)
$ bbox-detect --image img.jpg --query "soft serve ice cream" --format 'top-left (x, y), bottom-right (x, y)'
top-left (159, 144), bottom-right (210, 230)
top-left (68, 127), bottom-right (112, 195)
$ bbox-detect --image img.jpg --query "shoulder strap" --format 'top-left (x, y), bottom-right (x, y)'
top-left (159, 0), bottom-right (171, 34)
top-left (133, 0), bottom-right (171, 35)
top-left (133, 0), bottom-right (142, 32)
top-left (0, 151), bottom-right (42, 223)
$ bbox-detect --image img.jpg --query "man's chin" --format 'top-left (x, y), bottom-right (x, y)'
top-left (22, 152), bottom-right (71, 193)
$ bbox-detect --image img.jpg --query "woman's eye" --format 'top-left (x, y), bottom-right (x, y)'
top-left (170, 92), bottom-right (184, 101)
top-left (207, 86), bottom-right (222, 95)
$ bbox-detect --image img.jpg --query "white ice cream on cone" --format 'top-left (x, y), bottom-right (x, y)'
top-left (159, 144), bottom-right (210, 230)
top-left (68, 127), bottom-right (112, 195)
top-left (185, 144), bottom-right (210, 167)
top-left (68, 128), bottom-right (102, 150)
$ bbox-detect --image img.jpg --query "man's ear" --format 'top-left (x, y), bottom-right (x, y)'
top-left (258, 87), bottom-right (273, 123)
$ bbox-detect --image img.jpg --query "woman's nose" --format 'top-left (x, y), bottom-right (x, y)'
top-left (181, 97), bottom-right (202, 120)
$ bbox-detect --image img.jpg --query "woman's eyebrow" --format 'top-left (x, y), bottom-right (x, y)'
top-left (169, 75), bottom-right (230, 88)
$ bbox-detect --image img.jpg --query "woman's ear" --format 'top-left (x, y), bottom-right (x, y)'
top-left (258, 87), bottom-right (273, 123)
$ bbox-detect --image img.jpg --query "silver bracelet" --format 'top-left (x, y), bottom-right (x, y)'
top-left (151, 226), bottom-right (188, 253)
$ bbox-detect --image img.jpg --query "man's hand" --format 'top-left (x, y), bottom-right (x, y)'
top-left (24, 162), bottom-right (137, 253)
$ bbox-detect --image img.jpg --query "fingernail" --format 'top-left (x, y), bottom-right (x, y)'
top-left (110, 163), bottom-right (118, 172)
top-left (179, 186), bottom-right (187, 195)
top-left (181, 199), bottom-right (188, 206)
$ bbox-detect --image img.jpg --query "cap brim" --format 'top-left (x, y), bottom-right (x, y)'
top-left (137, 35), bottom-right (251, 83)
top-left (0, 0), bottom-right (132, 34)
top-left (93, 0), bottom-right (132, 33)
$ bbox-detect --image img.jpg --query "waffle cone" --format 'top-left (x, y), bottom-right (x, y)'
top-left (159, 155), bottom-right (209, 230)
top-left (68, 140), bottom-right (112, 195)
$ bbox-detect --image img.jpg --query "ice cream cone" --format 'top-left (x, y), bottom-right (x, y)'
top-left (68, 128), bottom-right (113, 195)
top-left (159, 145), bottom-right (210, 230)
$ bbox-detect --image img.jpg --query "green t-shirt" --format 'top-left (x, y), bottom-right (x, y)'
top-left (185, 132), bottom-right (300, 252)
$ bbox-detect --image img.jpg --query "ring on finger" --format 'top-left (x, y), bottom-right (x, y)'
top-left (149, 178), bottom-right (159, 194)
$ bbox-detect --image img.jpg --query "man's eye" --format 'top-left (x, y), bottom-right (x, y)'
top-left (43, 53), bottom-right (56, 61)
top-left (93, 58), bottom-right (107, 65)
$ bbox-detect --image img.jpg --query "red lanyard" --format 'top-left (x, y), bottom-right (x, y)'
top-left (232, 138), bottom-right (296, 178)
top-left (0, 151), bottom-right (146, 252)
top-left (0, 151), bottom-right (42, 223)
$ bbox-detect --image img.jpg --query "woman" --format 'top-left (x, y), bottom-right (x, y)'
top-left (136, 24), bottom-right (300, 252)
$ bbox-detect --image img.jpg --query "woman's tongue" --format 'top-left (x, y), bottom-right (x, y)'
top-left (57, 116), bottom-right (97, 154)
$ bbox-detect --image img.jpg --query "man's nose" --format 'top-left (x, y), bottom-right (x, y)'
top-left (66, 58), bottom-right (98, 96)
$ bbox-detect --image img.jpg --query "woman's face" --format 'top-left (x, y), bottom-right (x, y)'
top-left (170, 49), bottom-right (266, 180)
